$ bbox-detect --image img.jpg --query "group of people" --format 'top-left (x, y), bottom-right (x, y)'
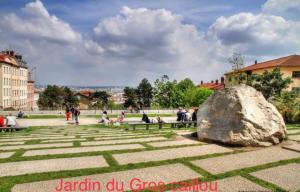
top-left (64, 107), bottom-right (197, 126)
top-left (0, 113), bottom-right (18, 129)
top-left (65, 107), bottom-right (80, 125)
top-left (99, 110), bottom-right (125, 126)
top-left (176, 108), bottom-right (198, 122)
top-left (142, 113), bottom-right (165, 124)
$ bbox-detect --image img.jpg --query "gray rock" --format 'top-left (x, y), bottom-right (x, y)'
top-left (197, 84), bottom-right (286, 147)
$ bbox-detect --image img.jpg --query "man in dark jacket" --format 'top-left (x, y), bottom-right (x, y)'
top-left (74, 108), bottom-right (80, 125)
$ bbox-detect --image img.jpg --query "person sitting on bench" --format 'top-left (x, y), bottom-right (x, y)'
top-left (6, 113), bottom-right (17, 127)
top-left (142, 113), bottom-right (150, 123)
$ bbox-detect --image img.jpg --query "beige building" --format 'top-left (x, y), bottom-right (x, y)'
top-left (224, 54), bottom-right (300, 91)
top-left (0, 50), bottom-right (29, 110)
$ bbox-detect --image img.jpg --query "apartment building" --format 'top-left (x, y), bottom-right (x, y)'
top-left (224, 54), bottom-right (300, 91)
top-left (0, 50), bottom-right (29, 110)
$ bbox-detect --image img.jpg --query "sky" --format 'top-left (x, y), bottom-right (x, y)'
top-left (0, 0), bottom-right (299, 86)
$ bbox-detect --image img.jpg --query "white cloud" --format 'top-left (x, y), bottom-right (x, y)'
top-left (84, 40), bottom-right (104, 55)
top-left (0, 0), bottom-right (299, 86)
top-left (209, 1), bottom-right (300, 58)
top-left (89, 6), bottom-right (223, 80)
top-left (0, 0), bottom-right (81, 44)
top-left (262, 0), bottom-right (300, 15)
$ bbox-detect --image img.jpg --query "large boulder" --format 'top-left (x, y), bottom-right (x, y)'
top-left (197, 84), bottom-right (286, 147)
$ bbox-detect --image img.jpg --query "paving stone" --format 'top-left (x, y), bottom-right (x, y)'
top-left (214, 176), bottom-right (270, 192)
top-left (0, 136), bottom-right (75, 142)
top-left (92, 135), bottom-right (162, 141)
top-left (12, 163), bottom-right (200, 192)
top-left (41, 139), bottom-right (87, 143)
top-left (114, 144), bottom-right (232, 165)
top-left (289, 135), bottom-right (300, 141)
top-left (0, 143), bottom-right (73, 150)
top-left (168, 176), bottom-right (269, 192)
top-left (283, 143), bottom-right (300, 152)
top-left (81, 137), bottom-right (168, 146)
top-left (0, 141), bottom-right (25, 146)
top-left (23, 144), bottom-right (145, 156)
top-left (191, 147), bottom-right (300, 174)
top-left (80, 133), bottom-right (156, 138)
top-left (0, 156), bottom-right (108, 177)
top-left (251, 163), bottom-right (300, 192)
top-left (147, 140), bottom-right (201, 147)
top-left (0, 152), bottom-right (15, 159)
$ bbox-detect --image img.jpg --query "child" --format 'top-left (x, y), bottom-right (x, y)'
top-left (66, 108), bottom-right (70, 121)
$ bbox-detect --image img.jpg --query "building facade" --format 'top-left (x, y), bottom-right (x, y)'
top-left (0, 50), bottom-right (30, 110)
top-left (224, 55), bottom-right (300, 91)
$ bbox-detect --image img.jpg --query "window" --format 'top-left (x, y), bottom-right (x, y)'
top-left (292, 71), bottom-right (300, 78)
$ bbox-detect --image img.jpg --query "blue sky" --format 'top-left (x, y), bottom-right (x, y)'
top-left (0, 0), bottom-right (265, 35)
top-left (0, 0), bottom-right (299, 86)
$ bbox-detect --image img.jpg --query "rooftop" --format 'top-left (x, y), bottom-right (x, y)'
top-left (225, 54), bottom-right (300, 75)
top-left (0, 50), bottom-right (28, 68)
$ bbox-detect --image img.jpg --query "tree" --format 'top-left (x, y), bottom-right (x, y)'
top-left (123, 87), bottom-right (138, 108)
top-left (38, 85), bottom-right (63, 109)
top-left (177, 78), bottom-right (195, 92)
top-left (183, 87), bottom-right (214, 107)
top-left (136, 78), bottom-right (153, 108)
top-left (90, 91), bottom-right (111, 109)
top-left (228, 53), bottom-right (246, 84)
top-left (38, 85), bottom-right (78, 110)
top-left (247, 68), bottom-right (292, 99)
top-left (63, 87), bottom-right (79, 108)
top-left (228, 52), bottom-right (245, 71)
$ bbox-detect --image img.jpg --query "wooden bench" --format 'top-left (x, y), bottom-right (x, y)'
top-left (0, 127), bottom-right (28, 132)
top-left (128, 121), bottom-right (197, 130)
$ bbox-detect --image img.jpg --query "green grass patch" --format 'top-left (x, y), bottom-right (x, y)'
top-left (24, 140), bottom-right (41, 145)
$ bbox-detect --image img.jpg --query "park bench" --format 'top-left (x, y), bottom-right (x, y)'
top-left (0, 126), bottom-right (28, 132)
top-left (128, 121), bottom-right (197, 130)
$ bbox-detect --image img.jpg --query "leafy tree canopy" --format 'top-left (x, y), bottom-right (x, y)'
top-left (247, 68), bottom-right (292, 99)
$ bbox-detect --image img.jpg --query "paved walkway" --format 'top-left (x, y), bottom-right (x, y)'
top-left (16, 117), bottom-right (177, 126)
top-left (0, 125), bottom-right (299, 192)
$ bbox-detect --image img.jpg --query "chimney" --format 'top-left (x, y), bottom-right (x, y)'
top-left (221, 77), bottom-right (225, 84)
top-left (9, 51), bottom-right (15, 57)
top-left (16, 55), bottom-right (22, 60)
top-left (215, 79), bottom-right (219, 85)
top-left (200, 81), bottom-right (203, 85)
top-left (255, 60), bottom-right (258, 64)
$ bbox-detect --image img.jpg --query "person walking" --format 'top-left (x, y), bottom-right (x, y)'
top-left (70, 107), bottom-right (75, 121)
top-left (74, 108), bottom-right (80, 125)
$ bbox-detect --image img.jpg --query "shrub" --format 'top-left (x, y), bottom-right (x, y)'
top-left (272, 91), bottom-right (300, 123)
